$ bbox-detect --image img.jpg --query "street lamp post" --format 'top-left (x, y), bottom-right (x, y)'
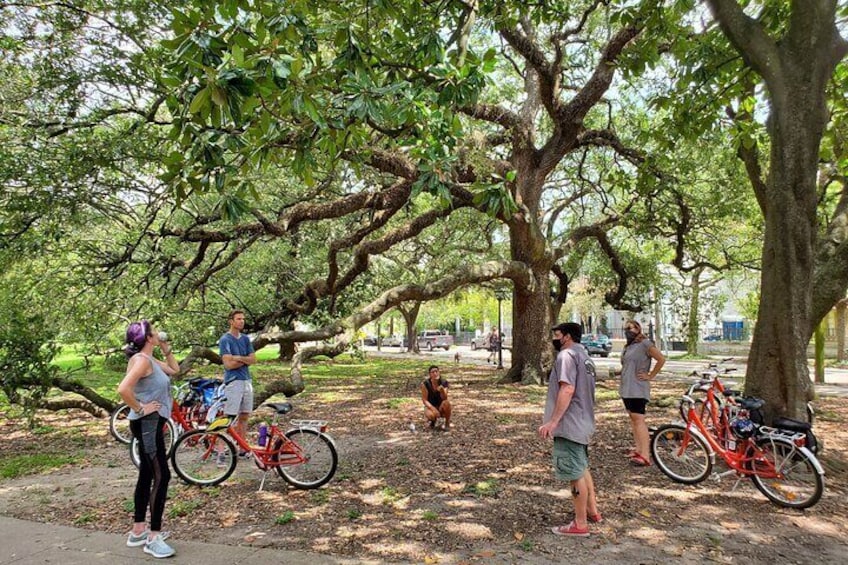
top-left (494, 289), bottom-right (509, 369)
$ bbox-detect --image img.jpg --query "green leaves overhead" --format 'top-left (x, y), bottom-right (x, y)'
top-left (161, 0), bottom-right (492, 203)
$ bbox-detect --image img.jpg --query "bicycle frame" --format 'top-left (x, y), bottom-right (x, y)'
top-left (680, 395), bottom-right (790, 480)
top-left (205, 413), bottom-right (327, 471)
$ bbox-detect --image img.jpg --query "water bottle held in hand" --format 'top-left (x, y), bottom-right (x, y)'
top-left (258, 423), bottom-right (268, 446)
top-left (158, 331), bottom-right (169, 342)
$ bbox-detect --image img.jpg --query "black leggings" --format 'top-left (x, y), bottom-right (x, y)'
top-left (130, 415), bottom-right (171, 531)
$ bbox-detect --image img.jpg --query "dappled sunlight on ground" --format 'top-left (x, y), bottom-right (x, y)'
top-left (2, 361), bottom-right (847, 563)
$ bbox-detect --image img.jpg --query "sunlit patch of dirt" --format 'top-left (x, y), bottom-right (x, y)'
top-left (1, 369), bottom-right (847, 563)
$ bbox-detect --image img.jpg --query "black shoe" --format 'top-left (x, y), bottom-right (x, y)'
top-left (429, 420), bottom-right (436, 429)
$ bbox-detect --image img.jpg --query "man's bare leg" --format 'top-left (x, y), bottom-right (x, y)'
top-left (439, 401), bottom-right (452, 428)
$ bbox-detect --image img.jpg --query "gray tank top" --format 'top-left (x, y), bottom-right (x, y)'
top-left (128, 354), bottom-right (172, 420)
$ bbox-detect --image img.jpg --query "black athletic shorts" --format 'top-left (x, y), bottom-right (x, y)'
top-left (622, 397), bottom-right (648, 415)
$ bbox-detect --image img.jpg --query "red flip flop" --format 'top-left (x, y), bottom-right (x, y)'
top-left (630, 453), bottom-right (652, 467)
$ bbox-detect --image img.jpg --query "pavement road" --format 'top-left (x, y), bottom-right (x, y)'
top-left (362, 344), bottom-right (848, 396)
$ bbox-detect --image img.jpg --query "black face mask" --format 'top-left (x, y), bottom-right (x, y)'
top-left (552, 339), bottom-right (562, 351)
top-left (625, 330), bottom-right (637, 344)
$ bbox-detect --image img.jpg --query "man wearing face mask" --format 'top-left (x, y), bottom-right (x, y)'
top-left (538, 322), bottom-right (600, 537)
top-left (619, 320), bottom-right (665, 466)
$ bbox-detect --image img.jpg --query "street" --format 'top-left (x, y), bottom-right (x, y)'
top-left (362, 344), bottom-right (848, 395)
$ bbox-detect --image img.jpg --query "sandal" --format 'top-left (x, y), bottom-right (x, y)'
top-left (630, 453), bottom-right (652, 467)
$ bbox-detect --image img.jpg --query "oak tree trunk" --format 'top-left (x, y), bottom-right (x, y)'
top-left (686, 268), bottom-right (703, 356)
top-left (745, 85), bottom-right (821, 420)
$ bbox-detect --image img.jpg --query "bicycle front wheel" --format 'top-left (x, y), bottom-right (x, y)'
top-left (109, 403), bottom-right (132, 444)
top-left (170, 429), bottom-right (237, 486)
top-left (651, 424), bottom-right (712, 484)
top-left (274, 428), bottom-right (338, 489)
top-left (129, 418), bottom-right (177, 468)
top-left (750, 438), bottom-right (824, 509)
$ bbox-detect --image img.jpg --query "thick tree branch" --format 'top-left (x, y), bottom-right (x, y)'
top-left (703, 0), bottom-right (782, 86)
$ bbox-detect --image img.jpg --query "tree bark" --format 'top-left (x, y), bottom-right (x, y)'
top-left (398, 303), bottom-right (421, 354)
top-left (707, 0), bottom-right (847, 420)
top-left (837, 298), bottom-right (847, 363)
top-left (814, 319), bottom-right (825, 384)
top-left (686, 268), bottom-right (703, 356)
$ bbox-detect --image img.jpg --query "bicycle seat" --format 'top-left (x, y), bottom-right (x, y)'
top-left (772, 416), bottom-right (811, 433)
top-left (739, 396), bottom-right (765, 410)
top-left (265, 402), bottom-right (294, 415)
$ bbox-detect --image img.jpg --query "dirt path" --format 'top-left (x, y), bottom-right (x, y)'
top-left (1, 367), bottom-right (847, 564)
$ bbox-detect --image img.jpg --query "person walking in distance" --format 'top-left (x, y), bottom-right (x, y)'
top-left (538, 322), bottom-right (601, 537)
top-left (486, 328), bottom-right (499, 364)
top-left (117, 320), bottom-right (180, 558)
top-left (219, 310), bottom-right (256, 458)
top-left (619, 319), bottom-right (665, 467)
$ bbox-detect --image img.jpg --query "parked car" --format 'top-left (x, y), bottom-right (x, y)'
top-left (417, 330), bottom-right (454, 351)
top-left (582, 333), bottom-right (612, 357)
top-left (382, 335), bottom-right (406, 347)
top-left (363, 335), bottom-right (378, 346)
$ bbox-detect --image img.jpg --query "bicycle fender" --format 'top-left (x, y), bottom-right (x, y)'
top-left (797, 445), bottom-right (825, 476)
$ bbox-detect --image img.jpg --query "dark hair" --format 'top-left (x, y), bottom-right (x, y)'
top-left (124, 320), bottom-right (151, 359)
top-left (428, 365), bottom-right (440, 373)
top-left (551, 322), bottom-right (582, 343)
top-left (228, 309), bottom-right (245, 321)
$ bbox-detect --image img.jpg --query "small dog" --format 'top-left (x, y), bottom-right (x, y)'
top-left (453, 351), bottom-right (461, 364)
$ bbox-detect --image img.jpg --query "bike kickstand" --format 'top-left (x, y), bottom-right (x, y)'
top-left (258, 470), bottom-right (271, 492)
top-left (730, 476), bottom-right (745, 492)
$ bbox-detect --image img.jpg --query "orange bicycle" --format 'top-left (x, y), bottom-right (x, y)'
top-left (169, 402), bottom-right (337, 490)
top-left (651, 394), bottom-right (824, 509)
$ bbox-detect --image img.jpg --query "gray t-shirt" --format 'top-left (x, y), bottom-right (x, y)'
top-left (544, 344), bottom-right (595, 445)
top-left (620, 339), bottom-right (655, 400)
top-left (128, 354), bottom-right (172, 420)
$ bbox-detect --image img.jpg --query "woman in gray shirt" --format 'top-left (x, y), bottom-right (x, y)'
top-left (619, 320), bottom-right (665, 466)
top-left (117, 320), bottom-right (180, 558)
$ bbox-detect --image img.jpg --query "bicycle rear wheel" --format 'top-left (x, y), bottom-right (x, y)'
top-left (651, 424), bottom-right (712, 484)
top-left (274, 428), bottom-right (338, 489)
top-left (170, 429), bottom-right (237, 487)
top-left (750, 438), bottom-right (824, 509)
top-left (109, 403), bottom-right (132, 444)
top-left (129, 418), bottom-right (177, 468)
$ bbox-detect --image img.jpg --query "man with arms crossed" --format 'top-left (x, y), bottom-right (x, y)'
top-left (220, 310), bottom-right (256, 455)
top-left (538, 322), bottom-right (601, 537)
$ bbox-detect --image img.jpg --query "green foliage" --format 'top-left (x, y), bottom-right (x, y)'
top-left (0, 298), bottom-right (60, 421)
top-left (0, 453), bottom-right (80, 479)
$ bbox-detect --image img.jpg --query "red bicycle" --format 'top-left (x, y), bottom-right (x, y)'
top-left (126, 378), bottom-right (221, 467)
top-left (651, 393), bottom-right (825, 509)
top-left (170, 402), bottom-right (338, 490)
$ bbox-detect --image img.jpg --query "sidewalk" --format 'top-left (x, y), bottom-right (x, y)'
top-left (0, 516), bottom-right (377, 565)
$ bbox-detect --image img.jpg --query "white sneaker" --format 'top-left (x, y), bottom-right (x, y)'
top-left (144, 533), bottom-right (175, 558)
top-left (126, 529), bottom-right (149, 547)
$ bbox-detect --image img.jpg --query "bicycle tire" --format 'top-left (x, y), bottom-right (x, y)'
top-left (650, 424), bottom-right (712, 484)
top-left (749, 437), bottom-right (824, 509)
top-left (273, 428), bottom-right (338, 489)
top-left (129, 418), bottom-right (177, 468)
top-left (109, 403), bottom-right (132, 445)
top-left (170, 429), bottom-right (237, 487)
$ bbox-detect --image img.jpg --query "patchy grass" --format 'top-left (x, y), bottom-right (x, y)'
top-left (167, 499), bottom-right (202, 518)
top-left (463, 478), bottom-right (500, 498)
top-left (274, 511), bottom-right (296, 525)
top-left (0, 453), bottom-right (81, 479)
